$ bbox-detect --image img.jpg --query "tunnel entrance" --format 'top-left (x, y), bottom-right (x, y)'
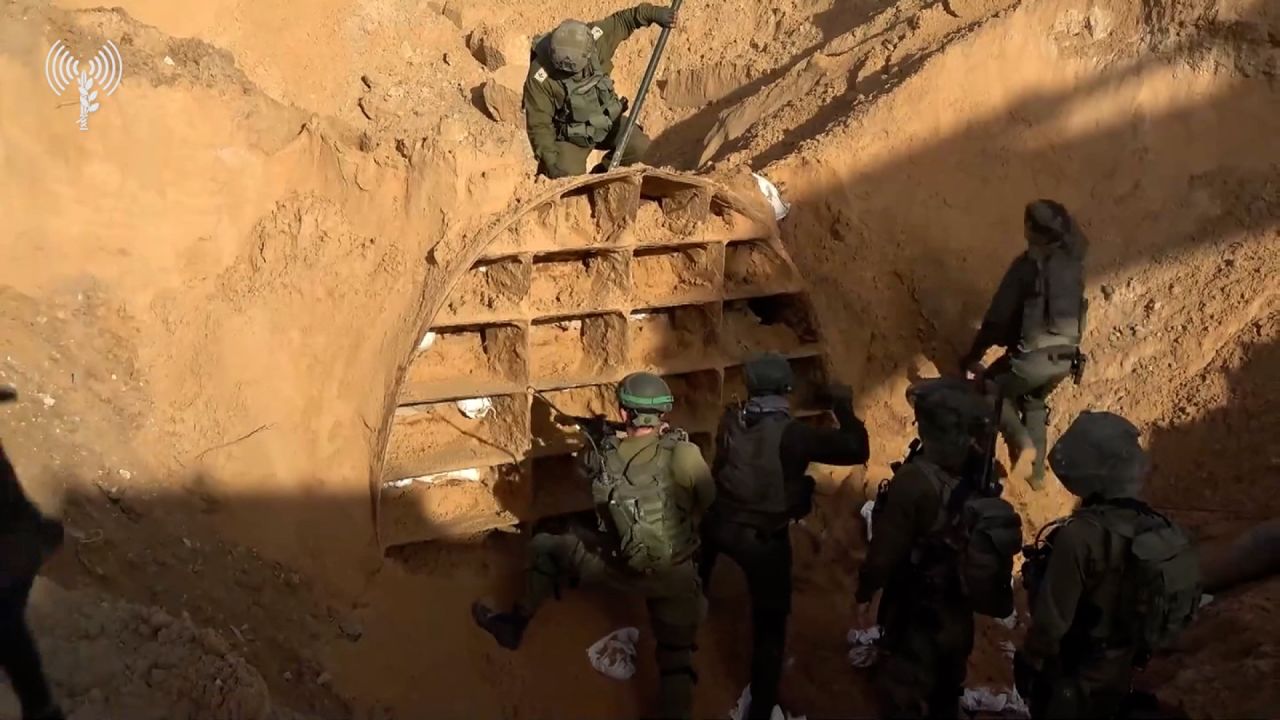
top-left (375, 169), bottom-right (832, 549)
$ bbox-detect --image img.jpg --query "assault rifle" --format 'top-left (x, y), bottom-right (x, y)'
top-left (530, 390), bottom-right (624, 450)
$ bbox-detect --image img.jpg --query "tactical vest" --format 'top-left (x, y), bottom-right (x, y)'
top-left (591, 430), bottom-right (696, 573)
top-left (712, 408), bottom-right (795, 530)
top-left (1073, 501), bottom-right (1201, 663)
top-left (910, 459), bottom-right (1023, 618)
top-left (556, 57), bottom-right (624, 147)
top-left (1020, 248), bottom-right (1085, 352)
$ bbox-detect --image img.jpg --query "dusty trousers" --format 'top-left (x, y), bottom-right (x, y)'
top-left (987, 348), bottom-right (1073, 486)
top-left (520, 530), bottom-right (702, 720)
top-left (699, 517), bottom-right (792, 720)
top-left (539, 116), bottom-right (651, 177)
top-left (0, 576), bottom-right (58, 719)
top-left (873, 580), bottom-right (974, 719)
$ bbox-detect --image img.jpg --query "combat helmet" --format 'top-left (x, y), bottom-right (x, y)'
top-left (1049, 411), bottom-right (1149, 499)
top-left (548, 20), bottom-right (596, 74)
top-left (906, 377), bottom-right (991, 469)
top-left (617, 372), bottom-right (675, 427)
top-left (743, 352), bottom-right (794, 396)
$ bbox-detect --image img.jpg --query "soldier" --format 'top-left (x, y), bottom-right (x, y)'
top-left (472, 372), bottom-right (714, 720)
top-left (1016, 412), bottom-right (1200, 720)
top-left (0, 388), bottom-right (66, 720)
top-left (856, 378), bottom-right (1022, 719)
top-left (960, 199), bottom-right (1088, 489)
top-left (524, 4), bottom-right (678, 178)
top-left (700, 353), bottom-right (870, 720)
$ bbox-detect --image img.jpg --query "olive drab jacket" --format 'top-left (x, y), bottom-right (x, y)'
top-left (523, 4), bottom-right (667, 163)
top-left (1022, 505), bottom-right (1143, 671)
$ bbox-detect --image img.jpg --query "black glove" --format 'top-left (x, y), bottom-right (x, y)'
top-left (1013, 650), bottom-right (1037, 699)
top-left (652, 7), bottom-right (678, 29)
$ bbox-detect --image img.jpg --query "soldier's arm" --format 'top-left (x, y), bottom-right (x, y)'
top-left (593, 3), bottom-right (665, 63)
top-left (673, 441), bottom-right (716, 517)
top-left (782, 399), bottom-right (870, 467)
top-left (854, 466), bottom-right (934, 603)
top-left (523, 71), bottom-right (560, 170)
top-left (1021, 522), bottom-right (1090, 669)
top-left (963, 256), bottom-right (1035, 365)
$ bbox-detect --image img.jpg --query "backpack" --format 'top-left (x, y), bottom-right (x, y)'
top-left (916, 460), bottom-right (1024, 618)
top-left (711, 408), bottom-right (794, 530)
top-left (590, 430), bottom-right (696, 573)
top-left (1021, 247), bottom-right (1086, 352)
top-left (1076, 502), bottom-right (1201, 660)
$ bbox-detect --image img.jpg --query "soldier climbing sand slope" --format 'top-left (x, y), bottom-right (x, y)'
top-left (524, 4), bottom-right (678, 178)
top-left (960, 199), bottom-right (1089, 490)
top-left (856, 378), bottom-right (1023, 719)
top-left (0, 387), bottom-right (66, 720)
top-left (699, 353), bottom-right (869, 720)
top-left (472, 373), bottom-right (713, 720)
top-left (1017, 411), bottom-right (1201, 720)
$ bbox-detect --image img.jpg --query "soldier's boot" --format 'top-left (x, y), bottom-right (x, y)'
top-left (471, 602), bottom-right (529, 651)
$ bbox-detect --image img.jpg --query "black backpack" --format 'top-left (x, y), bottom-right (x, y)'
top-left (712, 407), bottom-right (799, 530)
top-left (915, 460), bottom-right (1024, 618)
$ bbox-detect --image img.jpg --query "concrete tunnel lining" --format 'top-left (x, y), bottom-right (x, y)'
top-left (369, 168), bottom-right (835, 549)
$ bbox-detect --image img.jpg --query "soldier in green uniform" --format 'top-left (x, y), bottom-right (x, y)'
top-left (524, 4), bottom-right (678, 178)
top-left (473, 372), bottom-right (714, 720)
top-left (1016, 412), bottom-right (1200, 720)
top-left (856, 378), bottom-right (1002, 719)
top-left (960, 199), bottom-right (1089, 490)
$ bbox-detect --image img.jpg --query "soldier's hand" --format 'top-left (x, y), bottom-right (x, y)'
top-left (653, 7), bottom-right (678, 29)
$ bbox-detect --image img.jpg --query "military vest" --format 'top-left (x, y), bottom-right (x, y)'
top-left (531, 34), bottom-right (624, 148)
top-left (591, 429), bottom-right (696, 573)
top-left (712, 408), bottom-right (793, 530)
top-left (1020, 248), bottom-right (1086, 352)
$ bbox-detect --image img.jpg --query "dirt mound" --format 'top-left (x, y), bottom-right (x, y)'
top-left (0, 579), bottom-right (309, 720)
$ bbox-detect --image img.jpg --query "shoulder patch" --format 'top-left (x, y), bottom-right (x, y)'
top-left (534, 67), bottom-right (548, 83)
top-left (590, 25), bottom-right (604, 40)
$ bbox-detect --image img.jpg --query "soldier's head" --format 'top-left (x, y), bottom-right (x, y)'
top-left (617, 372), bottom-right (675, 433)
top-left (548, 20), bottom-right (596, 75)
top-left (907, 377), bottom-right (991, 469)
top-left (1049, 411), bottom-right (1150, 500)
top-left (1024, 199), bottom-right (1086, 258)
top-left (743, 352), bottom-right (794, 397)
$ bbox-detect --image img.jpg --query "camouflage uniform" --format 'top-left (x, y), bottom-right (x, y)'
top-left (524, 5), bottom-right (671, 177)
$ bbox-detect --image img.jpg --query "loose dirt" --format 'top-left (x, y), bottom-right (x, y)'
top-left (1, 0), bottom-right (1277, 718)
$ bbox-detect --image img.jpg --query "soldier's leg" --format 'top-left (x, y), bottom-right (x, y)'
top-left (741, 529), bottom-right (792, 720)
top-left (874, 600), bottom-right (952, 720)
top-left (924, 604), bottom-right (974, 720)
top-left (646, 564), bottom-right (703, 720)
top-left (1009, 355), bottom-right (1071, 489)
top-left (598, 117), bottom-right (651, 169)
top-left (539, 141), bottom-right (592, 179)
top-left (0, 578), bottom-right (61, 720)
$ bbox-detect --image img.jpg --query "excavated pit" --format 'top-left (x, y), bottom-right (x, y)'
top-left (376, 169), bottom-right (829, 548)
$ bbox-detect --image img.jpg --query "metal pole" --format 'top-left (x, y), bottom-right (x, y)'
top-left (607, 0), bottom-right (684, 171)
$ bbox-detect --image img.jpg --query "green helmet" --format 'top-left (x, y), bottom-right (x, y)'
top-left (744, 352), bottom-right (794, 396)
top-left (1049, 411), bottom-right (1149, 499)
top-left (548, 20), bottom-right (595, 74)
top-left (617, 372), bottom-right (674, 427)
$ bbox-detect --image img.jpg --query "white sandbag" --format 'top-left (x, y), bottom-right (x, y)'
top-left (860, 500), bottom-right (875, 541)
top-left (728, 685), bottom-right (807, 720)
top-left (752, 173), bottom-right (791, 221)
top-left (846, 625), bottom-right (881, 669)
top-left (587, 627), bottom-right (639, 680)
top-left (456, 397), bottom-right (494, 419)
top-left (961, 687), bottom-right (1029, 717)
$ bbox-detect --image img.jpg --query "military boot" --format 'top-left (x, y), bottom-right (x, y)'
top-left (471, 602), bottom-right (529, 650)
top-left (1012, 447), bottom-right (1041, 490)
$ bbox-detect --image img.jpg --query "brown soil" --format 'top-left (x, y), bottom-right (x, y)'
top-left (2, 0), bottom-right (1278, 718)
top-left (628, 305), bottom-right (721, 370)
top-left (632, 245), bottom-right (723, 304)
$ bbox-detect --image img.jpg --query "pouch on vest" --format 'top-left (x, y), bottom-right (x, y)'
top-left (713, 409), bottom-right (791, 529)
top-left (591, 431), bottom-right (695, 573)
top-left (559, 70), bottom-right (623, 147)
top-left (917, 460), bottom-right (1024, 617)
top-left (1021, 249), bottom-right (1085, 352)
top-left (1077, 503), bottom-right (1201, 662)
